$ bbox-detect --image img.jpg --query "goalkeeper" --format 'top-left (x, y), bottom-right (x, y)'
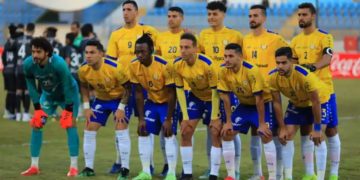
top-left (20, 37), bottom-right (80, 177)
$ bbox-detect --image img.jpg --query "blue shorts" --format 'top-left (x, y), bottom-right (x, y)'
top-left (90, 98), bottom-right (131, 126)
top-left (232, 102), bottom-right (277, 134)
top-left (284, 102), bottom-right (330, 125)
top-left (219, 92), bottom-right (240, 122)
top-left (40, 86), bottom-right (80, 118)
top-left (327, 94), bottom-right (338, 128)
top-left (129, 84), bottom-right (148, 117)
top-left (144, 100), bottom-right (177, 135)
top-left (187, 92), bottom-right (212, 125)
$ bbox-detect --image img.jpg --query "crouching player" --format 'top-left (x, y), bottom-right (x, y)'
top-left (217, 43), bottom-right (277, 180)
top-left (21, 37), bottom-right (80, 176)
top-left (130, 34), bottom-right (178, 180)
top-left (269, 47), bottom-right (330, 180)
top-left (77, 40), bottom-right (132, 179)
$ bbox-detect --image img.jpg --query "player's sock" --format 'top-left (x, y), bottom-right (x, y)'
top-left (180, 146), bottom-right (193, 174)
top-left (222, 140), bottom-right (236, 178)
top-left (67, 127), bottom-right (79, 157)
top-left (273, 137), bottom-right (283, 180)
top-left (5, 93), bottom-right (11, 114)
top-left (301, 136), bottom-right (315, 175)
top-left (150, 134), bottom-right (155, 168)
top-left (250, 135), bottom-right (263, 176)
top-left (31, 157), bottom-right (39, 168)
top-left (160, 130), bottom-right (168, 164)
top-left (138, 136), bottom-right (151, 174)
top-left (263, 140), bottom-right (277, 180)
top-left (70, 156), bottom-right (78, 169)
top-left (16, 93), bottom-right (22, 113)
top-left (30, 129), bottom-right (43, 157)
top-left (83, 130), bottom-right (96, 169)
top-left (116, 129), bottom-right (131, 169)
top-left (9, 92), bottom-right (16, 115)
top-left (282, 140), bottom-right (294, 179)
top-left (165, 135), bottom-right (177, 175)
top-left (206, 126), bottom-right (212, 169)
top-left (315, 141), bottom-right (327, 180)
top-left (210, 146), bottom-right (221, 176)
top-left (23, 92), bottom-right (30, 113)
top-left (328, 134), bottom-right (340, 176)
top-left (115, 135), bottom-right (121, 164)
top-left (234, 134), bottom-right (241, 176)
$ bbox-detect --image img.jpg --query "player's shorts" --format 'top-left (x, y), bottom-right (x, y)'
top-left (40, 85), bottom-right (80, 119)
top-left (129, 84), bottom-right (148, 117)
top-left (327, 93), bottom-right (338, 128)
top-left (232, 101), bottom-right (277, 134)
top-left (89, 98), bottom-right (132, 126)
top-left (186, 92), bottom-right (212, 125)
top-left (219, 92), bottom-right (240, 122)
top-left (144, 100), bottom-right (177, 135)
top-left (3, 72), bottom-right (16, 91)
top-left (16, 73), bottom-right (27, 90)
top-left (284, 101), bottom-right (330, 126)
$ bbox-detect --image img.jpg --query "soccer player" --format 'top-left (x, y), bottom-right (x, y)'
top-left (130, 34), bottom-right (178, 180)
top-left (2, 24), bottom-right (18, 120)
top-left (217, 43), bottom-right (277, 180)
top-left (155, 6), bottom-right (185, 176)
top-left (269, 47), bottom-right (331, 180)
top-left (14, 23), bottom-right (34, 122)
top-left (70, 21), bottom-right (83, 48)
top-left (291, 3), bottom-right (340, 180)
top-left (77, 40), bottom-right (132, 179)
top-left (198, 2), bottom-right (243, 178)
top-left (64, 33), bottom-right (83, 83)
top-left (174, 33), bottom-right (219, 180)
top-left (21, 37), bottom-right (80, 177)
top-left (106, 0), bottom-right (159, 173)
top-left (44, 26), bottom-right (64, 57)
top-left (242, 4), bottom-right (289, 180)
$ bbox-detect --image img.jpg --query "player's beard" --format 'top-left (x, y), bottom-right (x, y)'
top-left (299, 20), bottom-right (312, 28)
top-left (250, 21), bottom-right (261, 29)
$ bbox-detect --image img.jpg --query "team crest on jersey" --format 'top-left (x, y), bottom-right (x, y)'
top-left (242, 80), bottom-right (248, 86)
top-left (153, 73), bottom-right (160, 80)
top-left (223, 40), bottom-right (229, 45)
top-left (105, 77), bottom-right (110, 82)
top-left (196, 75), bottom-right (204, 80)
top-left (261, 44), bottom-right (267, 49)
top-left (310, 44), bottom-right (315, 49)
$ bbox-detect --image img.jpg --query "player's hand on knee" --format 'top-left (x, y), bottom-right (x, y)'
top-left (310, 130), bottom-right (322, 146)
top-left (257, 123), bottom-right (272, 139)
top-left (84, 109), bottom-right (96, 123)
top-left (115, 109), bottom-right (128, 124)
top-left (210, 119), bottom-right (222, 136)
top-left (278, 127), bottom-right (288, 145)
top-left (60, 109), bottom-right (73, 129)
top-left (30, 109), bottom-right (48, 128)
top-left (162, 118), bottom-right (173, 137)
top-left (180, 120), bottom-right (192, 135)
top-left (137, 120), bottom-right (148, 136)
top-left (221, 121), bottom-right (233, 137)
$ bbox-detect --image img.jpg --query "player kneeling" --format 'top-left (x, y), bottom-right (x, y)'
top-left (269, 47), bottom-right (331, 180)
top-left (21, 37), bottom-right (80, 177)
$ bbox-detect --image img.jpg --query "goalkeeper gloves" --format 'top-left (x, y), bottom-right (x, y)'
top-left (30, 103), bottom-right (48, 128)
top-left (60, 104), bottom-right (74, 129)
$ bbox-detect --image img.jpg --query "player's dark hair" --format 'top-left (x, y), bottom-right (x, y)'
top-left (81, 23), bottom-right (94, 37)
top-left (66, 33), bottom-right (76, 44)
top-left (298, 2), bottom-right (316, 14)
top-left (8, 24), bottom-right (17, 39)
top-left (86, 40), bottom-right (104, 52)
top-left (225, 43), bottom-right (242, 55)
top-left (17, 23), bottom-right (24, 29)
top-left (169, 6), bottom-right (184, 15)
top-left (122, 0), bottom-right (138, 10)
top-left (71, 21), bottom-right (80, 28)
top-left (180, 33), bottom-right (197, 47)
top-left (275, 47), bottom-right (293, 60)
top-left (207, 1), bottom-right (227, 13)
top-left (46, 27), bottom-right (57, 38)
top-left (31, 37), bottom-right (54, 57)
top-left (250, 4), bottom-right (267, 16)
top-left (135, 33), bottom-right (154, 53)
top-left (26, 23), bottom-right (35, 32)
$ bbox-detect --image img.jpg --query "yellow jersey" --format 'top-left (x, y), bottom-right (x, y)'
top-left (243, 29), bottom-right (289, 79)
top-left (106, 24), bottom-right (159, 69)
top-left (173, 53), bottom-right (217, 102)
top-left (129, 55), bottom-right (174, 104)
top-left (268, 65), bottom-right (331, 107)
top-left (290, 29), bottom-right (334, 93)
top-left (218, 60), bottom-right (272, 105)
top-left (199, 27), bottom-right (243, 69)
top-left (78, 59), bottom-right (129, 101)
top-left (155, 30), bottom-right (184, 62)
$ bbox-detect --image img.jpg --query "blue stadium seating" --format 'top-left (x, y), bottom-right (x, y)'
top-left (81, 1), bottom-right (121, 23)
